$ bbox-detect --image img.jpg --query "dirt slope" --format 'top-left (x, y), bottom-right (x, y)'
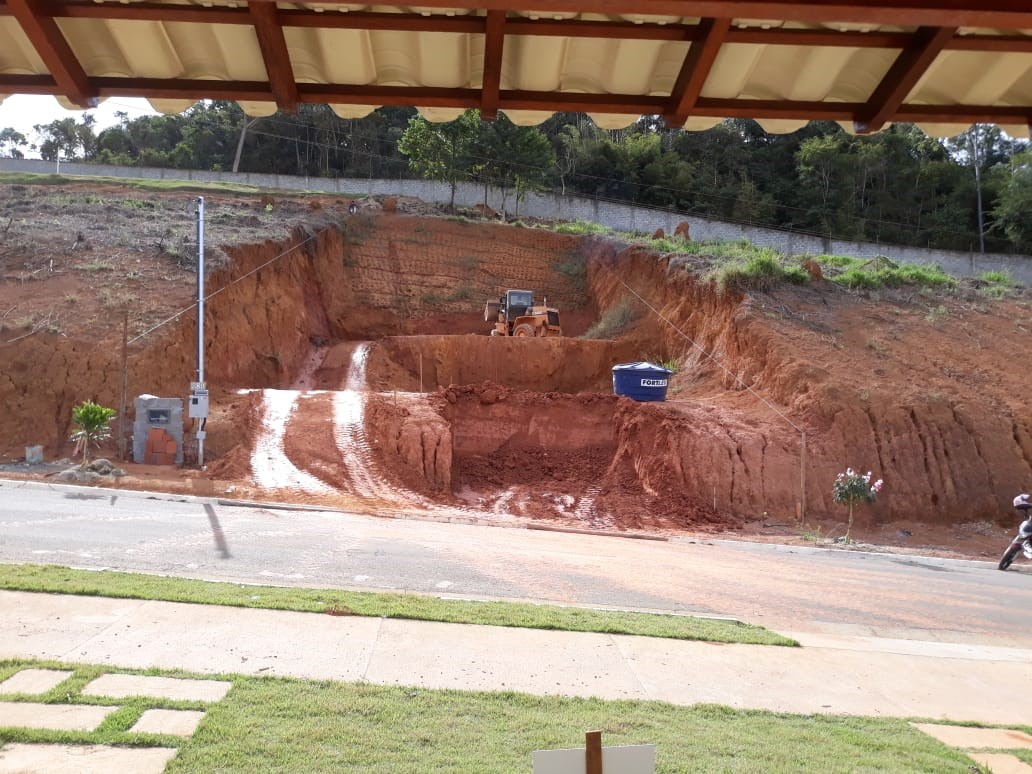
top-left (1, 179), bottom-right (1029, 559)
top-left (581, 243), bottom-right (1031, 525)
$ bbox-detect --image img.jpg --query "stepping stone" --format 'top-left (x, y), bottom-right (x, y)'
top-left (0, 702), bottom-right (116, 732)
top-left (82, 674), bottom-right (231, 702)
top-left (130, 708), bottom-right (206, 737)
top-left (0, 669), bottom-right (73, 695)
top-left (912, 723), bottom-right (1032, 749)
top-left (0, 742), bottom-right (176, 774)
top-left (967, 752), bottom-right (1032, 773)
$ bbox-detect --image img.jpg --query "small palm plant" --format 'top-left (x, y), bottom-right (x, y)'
top-left (832, 468), bottom-right (884, 543)
top-left (70, 400), bottom-right (117, 469)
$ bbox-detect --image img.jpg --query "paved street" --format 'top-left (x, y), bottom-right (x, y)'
top-left (2, 479), bottom-right (1031, 645)
top-left (5, 478), bottom-right (1032, 772)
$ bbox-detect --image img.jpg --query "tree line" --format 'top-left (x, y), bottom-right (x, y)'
top-left (2, 100), bottom-right (1030, 253)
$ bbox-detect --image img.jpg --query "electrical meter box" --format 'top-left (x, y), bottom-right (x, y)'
top-left (188, 388), bottom-right (209, 419)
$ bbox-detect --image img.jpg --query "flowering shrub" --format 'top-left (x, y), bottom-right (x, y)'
top-left (832, 468), bottom-right (884, 542)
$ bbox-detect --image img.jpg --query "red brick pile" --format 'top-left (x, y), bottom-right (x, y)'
top-left (144, 428), bottom-right (177, 465)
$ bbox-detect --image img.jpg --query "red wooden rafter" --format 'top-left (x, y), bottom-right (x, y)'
top-left (0, 0), bottom-right (1029, 131)
top-left (6, 0), bottom-right (95, 106)
top-left (247, 1), bottom-right (299, 113)
top-left (855, 25), bottom-right (958, 133)
top-left (6, 3), bottom-right (1029, 53)
top-left (481, 10), bottom-right (506, 120)
top-left (664, 17), bottom-right (731, 127)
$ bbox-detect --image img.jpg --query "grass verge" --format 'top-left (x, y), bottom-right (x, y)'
top-left (581, 297), bottom-right (638, 339)
top-left (0, 171), bottom-right (327, 197)
top-left (554, 219), bottom-right (613, 236)
top-left (0, 563), bottom-right (796, 646)
top-left (706, 252), bottom-right (810, 293)
top-left (811, 255), bottom-right (957, 291)
top-left (0, 659), bottom-right (975, 773)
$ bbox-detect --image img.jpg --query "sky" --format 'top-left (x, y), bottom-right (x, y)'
top-left (0, 94), bottom-right (159, 154)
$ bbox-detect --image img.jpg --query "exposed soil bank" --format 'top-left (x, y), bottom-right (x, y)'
top-left (2, 185), bottom-right (1030, 546)
top-left (581, 241), bottom-right (1031, 525)
top-left (359, 335), bottom-right (635, 393)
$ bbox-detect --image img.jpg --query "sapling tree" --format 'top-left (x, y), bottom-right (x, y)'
top-left (832, 468), bottom-right (883, 543)
top-left (70, 400), bottom-right (117, 468)
top-left (397, 110), bottom-right (480, 210)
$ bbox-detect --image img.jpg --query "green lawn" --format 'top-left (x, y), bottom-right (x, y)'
top-left (0, 659), bottom-right (974, 773)
top-left (0, 563), bottom-right (796, 646)
top-left (0, 170), bottom-right (331, 197)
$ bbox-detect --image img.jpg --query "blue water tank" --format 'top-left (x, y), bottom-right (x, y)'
top-left (612, 362), bottom-right (673, 402)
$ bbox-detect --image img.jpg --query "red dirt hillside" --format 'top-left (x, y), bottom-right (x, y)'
top-left (0, 178), bottom-right (1029, 557)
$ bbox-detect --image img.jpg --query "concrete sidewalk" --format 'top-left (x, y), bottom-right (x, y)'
top-left (3, 590), bottom-right (1032, 725)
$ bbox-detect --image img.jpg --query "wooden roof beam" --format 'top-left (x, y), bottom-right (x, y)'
top-left (0, 73), bottom-right (60, 93)
top-left (302, 1), bottom-right (1032, 29)
top-left (481, 10), bottom-right (505, 120)
top-left (248, 1), bottom-right (299, 113)
top-left (6, 0), bottom-right (96, 107)
top-left (893, 103), bottom-right (1032, 125)
top-left (854, 25), bottom-right (956, 134)
top-left (1, 75), bottom-right (1005, 127)
top-left (12, 1), bottom-right (1032, 29)
top-left (664, 17), bottom-right (731, 127)
top-left (10, 3), bottom-right (1032, 53)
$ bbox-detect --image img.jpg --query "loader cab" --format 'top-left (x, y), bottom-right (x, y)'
top-left (502, 289), bottom-right (534, 321)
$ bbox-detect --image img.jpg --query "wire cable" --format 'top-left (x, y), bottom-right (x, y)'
top-left (126, 224), bottom-right (331, 346)
top-left (597, 260), bottom-right (803, 434)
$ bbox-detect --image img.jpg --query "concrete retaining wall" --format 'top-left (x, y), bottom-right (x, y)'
top-left (3, 157), bottom-right (1029, 283)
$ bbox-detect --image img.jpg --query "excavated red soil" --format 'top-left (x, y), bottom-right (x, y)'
top-left (1, 180), bottom-right (1030, 560)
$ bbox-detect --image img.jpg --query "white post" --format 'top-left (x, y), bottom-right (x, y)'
top-left (191, 196), bottom-right (209, 467)
top-left (196, 196), bottom-right (205, 389)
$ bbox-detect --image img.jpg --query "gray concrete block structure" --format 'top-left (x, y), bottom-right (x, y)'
top-left (132, 396), bottom-right (184, 465)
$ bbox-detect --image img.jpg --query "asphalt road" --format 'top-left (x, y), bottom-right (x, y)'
top-left (3, 479), bottom-right (1031, 645)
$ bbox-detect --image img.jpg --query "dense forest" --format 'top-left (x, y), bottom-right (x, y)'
top-left (1, 101), bottom-right (1030, 254)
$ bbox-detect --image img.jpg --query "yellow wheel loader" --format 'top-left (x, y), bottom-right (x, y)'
top-left (484, 289), bottom-right (562, 337)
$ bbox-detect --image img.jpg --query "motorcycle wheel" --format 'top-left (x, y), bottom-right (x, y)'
top-left (999, 543), bottom-right (1021, 571)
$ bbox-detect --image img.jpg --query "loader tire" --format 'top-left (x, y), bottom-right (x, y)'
top-left (513, 323), bottom-right (536, 338)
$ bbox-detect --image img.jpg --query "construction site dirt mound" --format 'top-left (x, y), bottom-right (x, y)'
top-left (1, 179), bottom-right (1030, 560)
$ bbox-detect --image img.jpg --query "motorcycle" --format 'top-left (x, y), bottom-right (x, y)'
top-left (998, 493), bottom-right (1032, 571)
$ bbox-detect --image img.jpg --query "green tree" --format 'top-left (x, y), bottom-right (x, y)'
top-left (0, 127), bottom-right (28, 158)
top-left (795, 132), bottom-right (855, 234)
top-left (732, 178), bottom-right (777, 223)
top-left (172, 102), bottom-right (241, 170)
top-left (569, 132), bottom-right (637, 201)
top-left (944, 124), bottom-right (1019, 251)
top-left (474, 114), bottom-right (554, 216)
top-left (95, 111), bottom-right (186, 167)
top-left (398, 109), bottom-right (481, 208)
top-left (671, 121), bottom-right (753, 217)
top-left (992, 149), bottom-right (1032, 252)
top-left (70, 400), bottom-right (117, 469)
top-left (35, 115), bottom-right (98, 161)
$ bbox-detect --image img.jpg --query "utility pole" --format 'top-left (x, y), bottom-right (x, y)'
top-left (233, 118), bottom-right (259, 174)
top-left (188, 197), bottom-right (210, 466)
top-left (118, 310), bottom-right (128, 460)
